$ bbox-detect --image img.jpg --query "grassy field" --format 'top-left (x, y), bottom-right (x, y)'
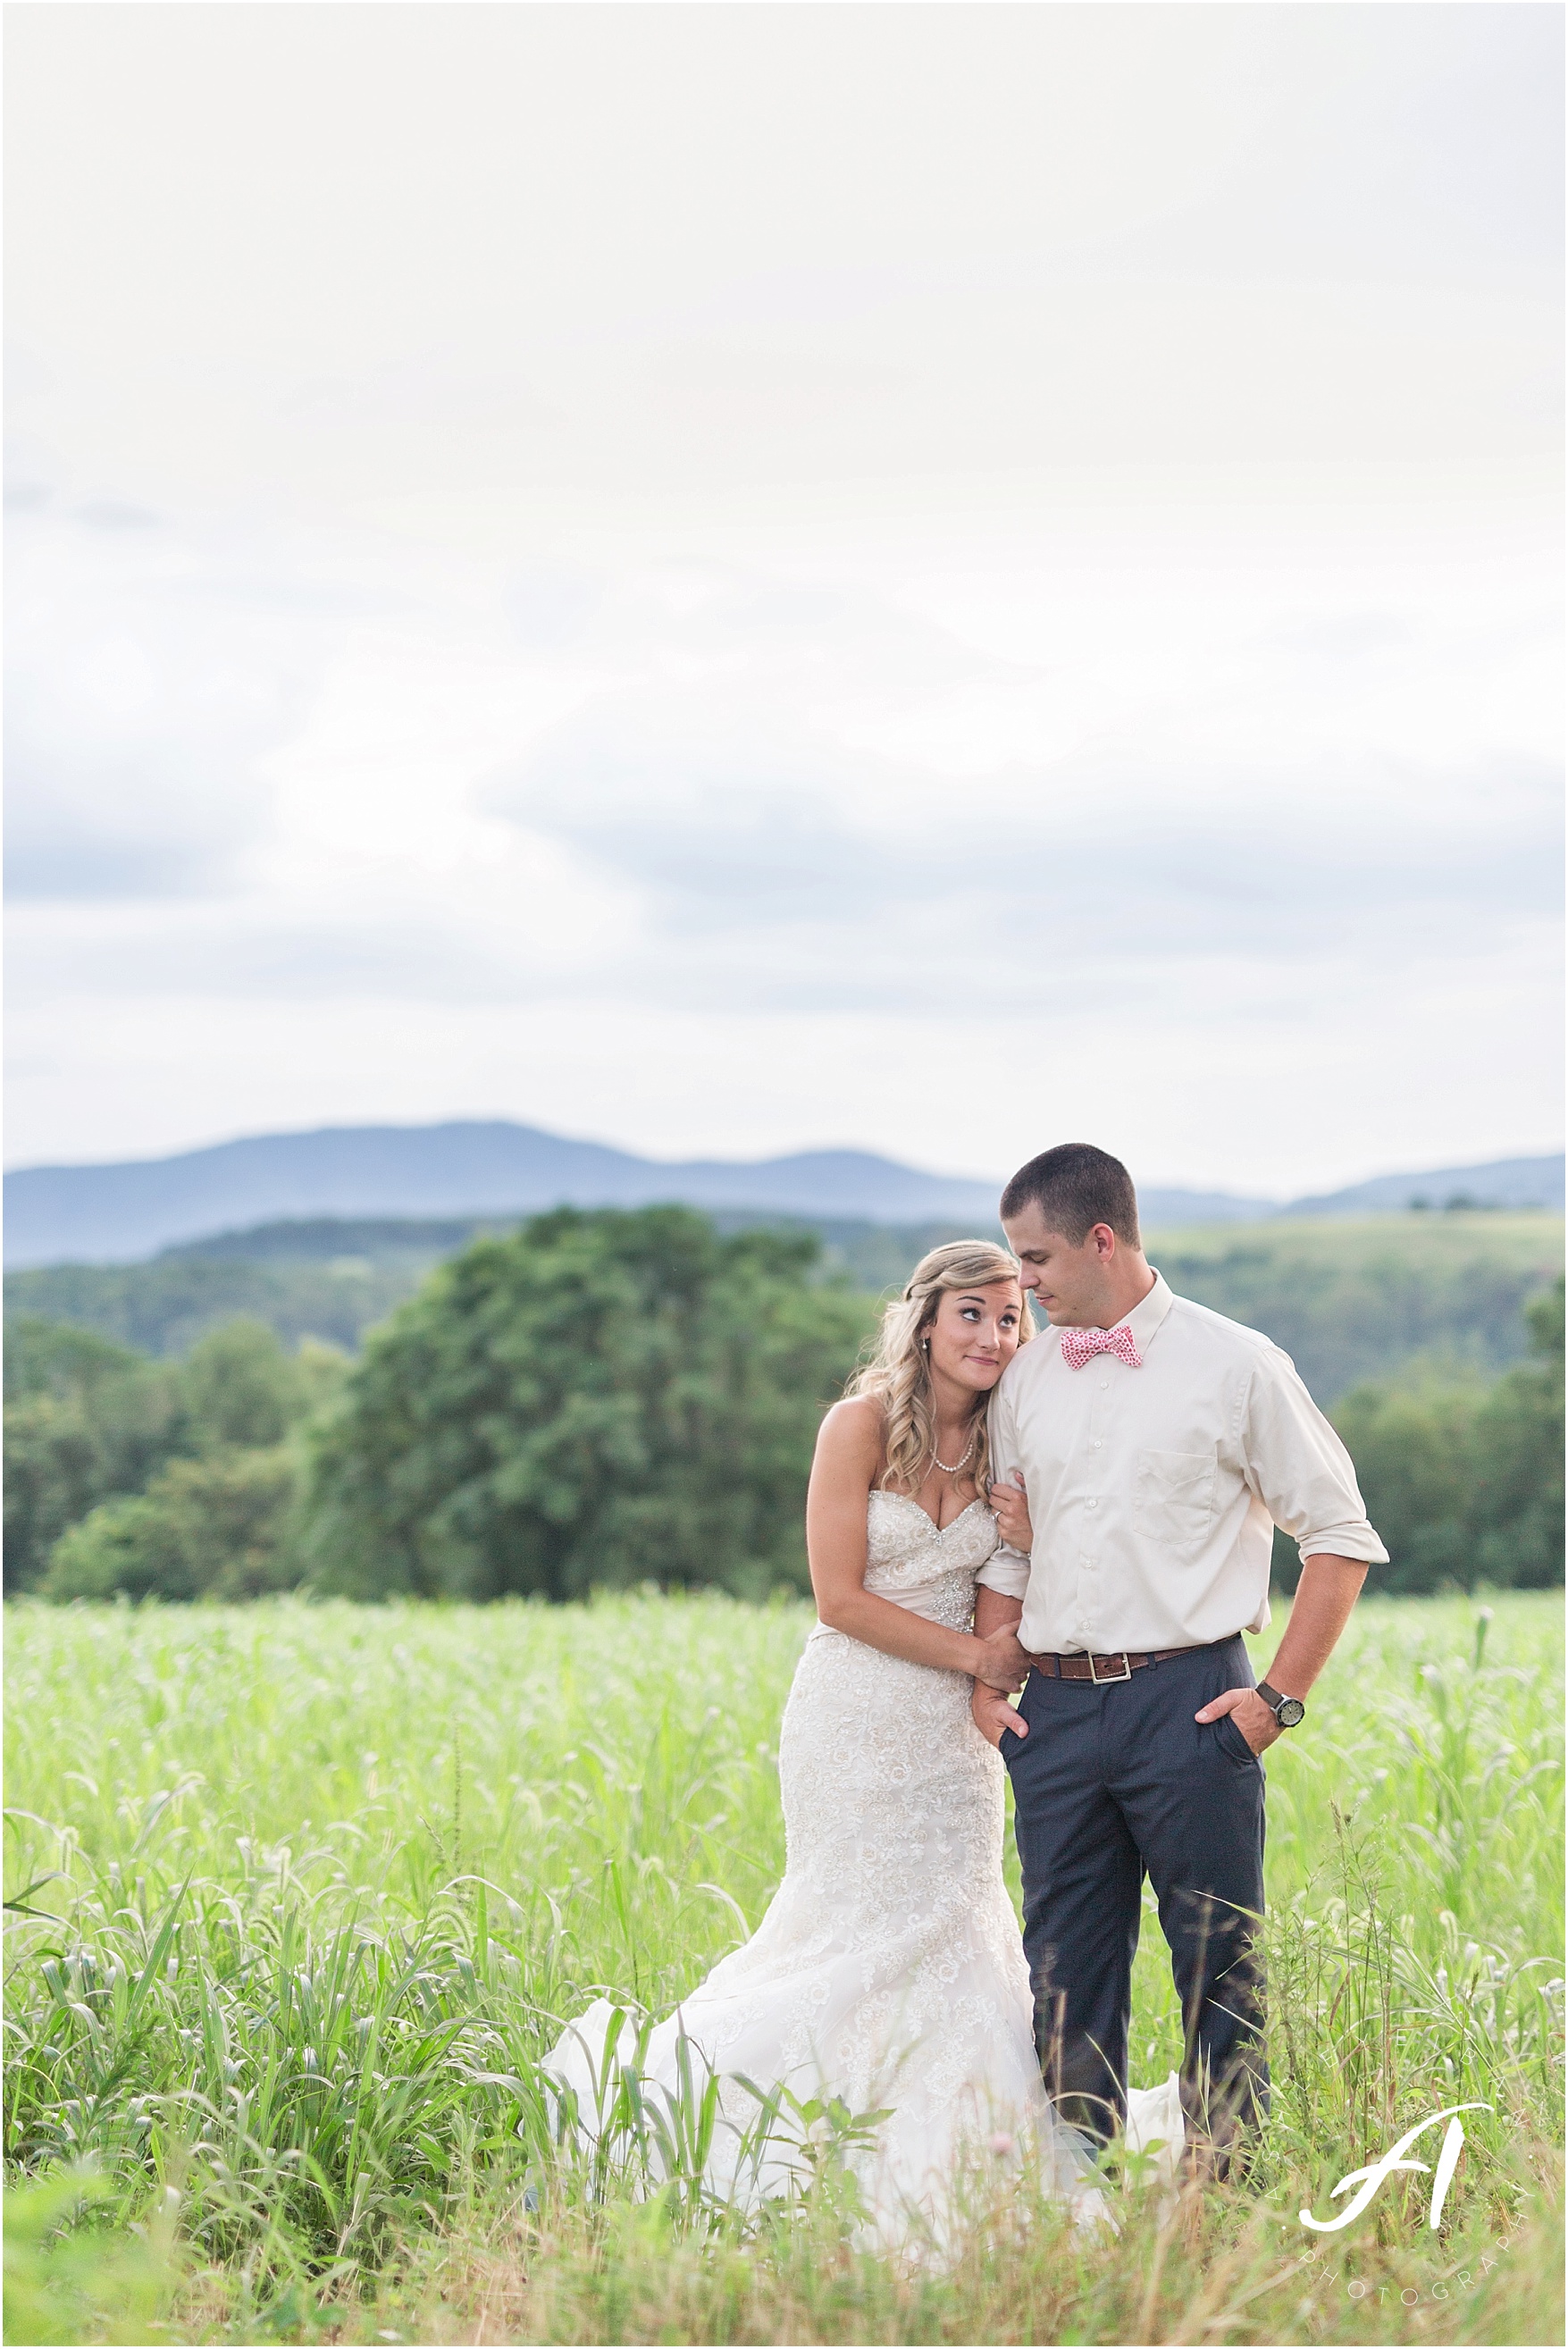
top-left (5, 1590), bottom-right (1563, 2345)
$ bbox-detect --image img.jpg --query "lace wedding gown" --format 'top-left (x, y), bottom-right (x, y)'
top-left (545, 1493), bottom-right (1182, 2242)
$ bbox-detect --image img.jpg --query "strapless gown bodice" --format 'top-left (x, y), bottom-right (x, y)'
top-left (808, 1490), bottom-right (1001, 1637)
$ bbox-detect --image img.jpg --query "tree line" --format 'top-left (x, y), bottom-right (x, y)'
top-left (5, 1208), bottom-right (1562, 1606)
top-left (8, 1210), bottom-right (1558, 1404)
top-left (1287, 1274), bottom-right (1564, 1595)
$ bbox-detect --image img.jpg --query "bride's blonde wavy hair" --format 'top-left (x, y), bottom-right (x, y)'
top-left (846, 1239), bottom-right (1033, 1497)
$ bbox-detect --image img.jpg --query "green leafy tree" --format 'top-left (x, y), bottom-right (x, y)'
top-left (1465, 1276), bottom-right (1564, 1589)
top-left (1329, 1378), bottom-right (1482, 1595)
top-left (300, 1207), bottom-right (875, 1601)
top-left (4, 1322), bottom-right (187, 1592)
top-left (5, 1315), bottom-right (347, 1598)
top-left (4, 1319), bottom-right (149, 1406)
top-left (1321, 1276), bottom-right (1564, 1596)
top-left (42, 1447), bottom-right (301, 1603)
top-left (179, 1318), bottom-right (343, 1450)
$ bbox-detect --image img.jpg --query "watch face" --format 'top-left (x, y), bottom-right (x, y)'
top-left (1277, 1697), bottom-right (1306, 1727)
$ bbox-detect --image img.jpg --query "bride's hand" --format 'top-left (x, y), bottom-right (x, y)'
top-left (973, 1680), bottom-right (1027, 1748)
top-left (989, 1470), bottom-right (1033, 1554)
top-left (973, 1623), bottom-right (1031, 1690)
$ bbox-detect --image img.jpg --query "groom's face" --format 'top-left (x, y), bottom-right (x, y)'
top-left (1002, 1202), bottom-right (1118, 1327)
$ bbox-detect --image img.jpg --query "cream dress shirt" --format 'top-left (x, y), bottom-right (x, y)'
top-left (976, 1270), bottom-right (1388, 1656)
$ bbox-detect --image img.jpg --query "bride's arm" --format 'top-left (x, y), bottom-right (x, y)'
top-left (806, 1399), bottom-right (1021, 1688)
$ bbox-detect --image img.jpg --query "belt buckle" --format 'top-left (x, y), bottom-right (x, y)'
top-left (1088, 1649), bottom-right (1132, 1683)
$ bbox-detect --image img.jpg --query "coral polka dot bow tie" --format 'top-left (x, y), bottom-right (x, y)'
top-left (1060, 1324), bottom-right (1144, 1371)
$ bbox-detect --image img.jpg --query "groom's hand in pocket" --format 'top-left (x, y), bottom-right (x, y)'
top-left (973, 1681), bottom-right (1027, 1748)
top-left (1194, 1685), bottom-right (1281, 1756)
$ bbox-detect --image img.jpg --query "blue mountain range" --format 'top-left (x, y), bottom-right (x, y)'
top-left (3, 1121), bottom-right (1561, 1269)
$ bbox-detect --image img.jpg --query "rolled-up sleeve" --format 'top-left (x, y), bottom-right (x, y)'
top-left (1245, 1350), bottom-right (1389, 1568)
top-left (976, 1374), bottom-right (1034, 1598)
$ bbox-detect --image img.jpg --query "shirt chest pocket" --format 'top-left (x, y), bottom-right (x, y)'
top-left (1134, 1448), bottom-right (1217, 1552)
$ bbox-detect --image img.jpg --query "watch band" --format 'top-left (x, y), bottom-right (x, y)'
top-left (1257, 1679), bottom-right (1306, 1726)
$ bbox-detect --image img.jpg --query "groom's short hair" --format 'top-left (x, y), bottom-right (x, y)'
top-left (1001, 1145), bottom-right (1141, 1246)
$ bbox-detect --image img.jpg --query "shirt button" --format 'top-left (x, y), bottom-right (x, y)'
top-left (1086, 1498), bottom-right (1097, 1509)
top-left (1092, 1440), bottom-right (1104, 1450)
top-left (1099, 1379), bottom-right (1110, 1389)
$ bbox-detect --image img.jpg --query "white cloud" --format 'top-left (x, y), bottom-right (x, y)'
top-left (4, 3), bottom-right (1561, 1190)
top-left (4, 497), bottom-right (317, 899)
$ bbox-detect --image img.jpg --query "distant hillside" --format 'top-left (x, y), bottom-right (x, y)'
top-left (1288, 1155), bottom-right (1564, 1216)
top-left (5, 1207), bottom-right (1561, 1406)
top-left (1, 1213), bottom-right (1001, 1357)
top-left (1147, 1213), bottom-right (1564, 1404)
top-left (0, 1123), bottom-right (995, 1267)
top-left (2, 1119), bottom-right (1272, 1268)
top-left (4, 1116), bottom-right (1558, 1268)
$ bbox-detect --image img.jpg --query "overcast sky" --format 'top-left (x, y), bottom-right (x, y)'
top-left (7, 3), bottom-right (1562, 1193)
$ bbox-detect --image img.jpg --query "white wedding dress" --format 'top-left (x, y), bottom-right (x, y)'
top-left (545, 1493), bottom-right (1182, 2244)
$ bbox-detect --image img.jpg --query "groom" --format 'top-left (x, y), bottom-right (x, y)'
top-left (973, 1143), bottom-right (1387, 2173)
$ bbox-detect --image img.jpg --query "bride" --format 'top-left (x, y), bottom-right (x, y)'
top-left (544, 1240), bottom-right (1180, 2240)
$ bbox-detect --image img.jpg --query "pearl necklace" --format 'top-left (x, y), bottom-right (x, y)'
top-left (931, 1424), bottom-right (977, 1475)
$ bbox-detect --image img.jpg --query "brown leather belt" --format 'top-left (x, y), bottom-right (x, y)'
top-left (1028, 1640), bottom-right (1218, 1683)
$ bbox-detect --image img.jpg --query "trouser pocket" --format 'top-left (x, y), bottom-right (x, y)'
top-left (1213, 1710), bottom-right (1262, 1767)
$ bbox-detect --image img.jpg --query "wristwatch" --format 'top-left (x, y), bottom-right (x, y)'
top-left (1256, 1680), bottom-right (1306, 1729)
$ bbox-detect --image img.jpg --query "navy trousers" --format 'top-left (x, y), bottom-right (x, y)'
top-left (1000, 1632), bottom-right (1270, 2155)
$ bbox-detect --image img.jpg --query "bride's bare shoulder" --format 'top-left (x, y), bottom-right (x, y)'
top-left (814, 1393), bottom-right (885, 1468)
top-left (809, 1396), bottom-right (888, 1508)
